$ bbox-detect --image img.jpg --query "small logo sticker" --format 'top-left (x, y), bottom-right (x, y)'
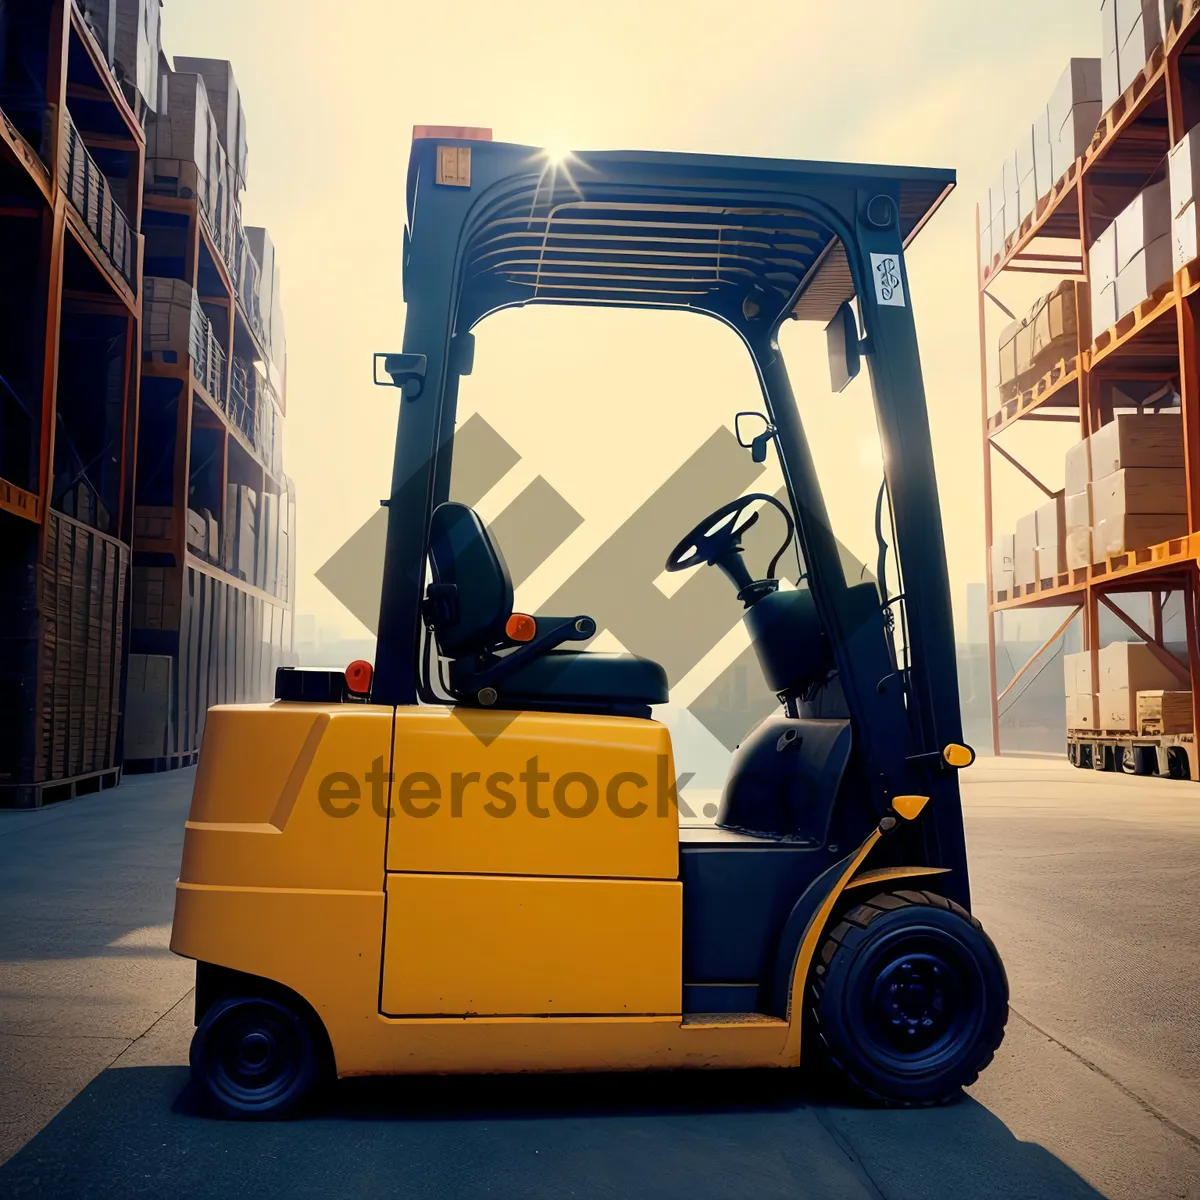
top-left (870, 252), bottom-right (906, 307)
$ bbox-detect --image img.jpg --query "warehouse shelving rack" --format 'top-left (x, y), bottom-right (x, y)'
top-left (129, 171), bottom-right (294, 773)
top-left (0, 1), bottom-right (146, 804)
top-left (977, 1), bottom-right (1200, 778)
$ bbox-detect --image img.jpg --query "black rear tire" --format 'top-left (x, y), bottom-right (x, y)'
top-left (190, 994), bottom-right (325, 1119)
top-left (810, 889), bottom-right (1008, 1106)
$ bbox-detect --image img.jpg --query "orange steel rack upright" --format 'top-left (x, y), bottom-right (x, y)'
top-left (0, 1), bottom-right (145, 805)
top-left (977, 2), bottom-right (1200, 779)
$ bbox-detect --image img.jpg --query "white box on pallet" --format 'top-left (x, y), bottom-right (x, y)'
top-left (1064, 650), bottom-right (1095, 696)
top-left (1016, 126), bottom-right (1040, 222)
top-left (1116, 233), bottom-right (1173, 317)
top-left (1089, 222), bottom-right (1119, 332)
top-left (1067, 693), bottom-right (1099, 729)
top-left (1170, 123), bottom-right (1200, 270)
top-left (1065, 488), bottom-right (1094, 569)
top-left (1094, 511), bottom-right (1188, 555)
top-left (1015, 512), bottom-right (1038, 587)
top-left (1064, 437), bottom-right (1092, 496)
top-left (1005, 153), bottom-right (1022, 234)
top-left (1090, 412), bottom-right (1184, 474)
top-left (1102, 0), bottom-right (1121, 111)
top-left (1049, 58), bottom-right (1102, 176)
top-left (1036, 494), bottom-right (1068, 577)
top-left (1115, 179), bottom-right (1171, 273)
top-left (1066, 526), bottom-right (1094, 569)
top-left (1091, 466), bottom-right (1186, 519)
top-left (992, 534), bottom-right (1016, 597)
top-left (1035, 108), bottom-right (1054, 200)
top-left (1118, 1), bottom-right (1165, 93)
top-left (1101, 637), bottom-right (1185, 694)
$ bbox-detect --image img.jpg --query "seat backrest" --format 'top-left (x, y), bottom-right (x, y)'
top-left (427, 502), bottom-right (513, 658)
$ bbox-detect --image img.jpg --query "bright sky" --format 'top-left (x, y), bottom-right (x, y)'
top-left (164, 0), bottom-right (1104, 640)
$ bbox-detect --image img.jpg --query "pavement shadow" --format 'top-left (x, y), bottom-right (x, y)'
top-left (0, 1065), bottom-right (1103, 1200)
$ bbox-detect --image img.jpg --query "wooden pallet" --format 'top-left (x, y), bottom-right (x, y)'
top-left (992, 535), bottom-right (1195, 609)
top-left (1088, 282), bottom-right (1177, 362)
top-left (123, 750), bottom-right (200, 775)
top-left (982, 162), bottom-right (1081, 285)
top-left (989, 357), bottom-right (1079, 433)
top-left (1085, 44), bottom-right (1167, 166)
top-left (0, 765), bottom-right (122, 810)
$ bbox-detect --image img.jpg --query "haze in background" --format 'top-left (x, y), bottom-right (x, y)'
top-left (163, 0), bottom-right (1103, 639)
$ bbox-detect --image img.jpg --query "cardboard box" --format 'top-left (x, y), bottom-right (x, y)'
top-left (151, 71), bottom-right (210, 169)
top-left (1064, 650), bottom-right (1095, 696)
top-left (1016, 125), bottom-right (1040, 221)
top-left (186, 508), bottom-right (207, 554)
top-left (125, 653), bottom-right (173, 759)
top-left (1065, 487), bottom-right (1092, 528)
top-left (1034, 108), bottom-right (1054, 201)
top-left (1175, 200), bottom-right (1200, 272)
top-left (1015, 512), bottom-right (1038, 587)
top-left (1094, 511), bottom-right (1187, 555)
top-left (1091, 466), bottom-right (1186, 521)
top-left (1169, 122), bottom-right (1200, 219)
top-left (1116, 234), bottom-right (1173, 317)
top-left (113, 0), bottom-right (161, 113)
top-left (134, 505), bottom-right (175, 543)
top-left (1098, 688), bottom-right (1137, 731)
top-left (1099, 639), bottom-right (1187, 694)
top-left (1064, 438), bottom-right (1092, 496)
top-left (991, 171), bottom-right (1009, 246)
top-left (1102, 0), bottom-right (1121, 110)
top-left (174, 58), bottom-right (246, 187)
top-left (1116, 179), bottom-right (1171, 273)
top-left (1049, 59), bottom-right (1102, 159)
top-left (1118, 4), bottom-right (1164, 92)
top-left (1066, 693), bottom-right (1098, 729)
top-left (1028, 281), bottom-right (1079, 372)
top-left (1036, 494), bottom-right (1067, 576)
top-left (1090, 412), bottom-right (1183, 475)
top-left (1089, 222), bottom-right (1119, 332)
top-left (1066, 526), bottom-right (1094, 569)
top-left (1004, 153), bottom-right (1021, 232)
top-left (991, 534), bottom-right (1015, 597)
top-left (998, 319), bottom-right (1021, 393)
top-left (1137, 689), bottom-right (1193, 733)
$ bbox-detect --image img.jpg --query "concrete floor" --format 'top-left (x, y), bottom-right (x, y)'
top-left (0, 756), bottom-right (1198, 1198)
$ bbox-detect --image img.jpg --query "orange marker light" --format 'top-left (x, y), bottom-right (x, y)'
top-left (345, 660), bottom-right (374, 695)
top-left (506, 613), bottom-right (537, 642)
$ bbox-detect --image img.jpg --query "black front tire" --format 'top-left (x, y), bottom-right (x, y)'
top-left (190, 994), bottom-right (325, 1119)
top-left (810, 889), bottom-right (1008, 1106)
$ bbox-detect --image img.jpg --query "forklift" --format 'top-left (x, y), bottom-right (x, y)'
top-left (171, 129), bottom-right (1008, 1119)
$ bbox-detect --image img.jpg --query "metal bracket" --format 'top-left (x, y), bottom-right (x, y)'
top-left (374, 353), bottom-right (428, 398)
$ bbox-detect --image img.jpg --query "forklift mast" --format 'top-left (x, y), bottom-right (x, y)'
top-left (373, 133), bottom-right (967, 903)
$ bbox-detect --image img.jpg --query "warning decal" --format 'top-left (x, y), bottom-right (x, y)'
top-left (870, 253), bottom-right (906, 308)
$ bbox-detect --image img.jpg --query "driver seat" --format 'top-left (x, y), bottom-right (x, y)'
top-left (424, 502), bottom-right (668, 716)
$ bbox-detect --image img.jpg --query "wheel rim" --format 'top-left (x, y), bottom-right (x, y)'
top-left (205, 1002), bottom-right (304, 1108)
top-left (850, 925), bottom-right (986, 1076)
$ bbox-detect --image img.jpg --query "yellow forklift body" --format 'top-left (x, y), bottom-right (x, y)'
top-left (171, 703), bottom-right (904, 1075)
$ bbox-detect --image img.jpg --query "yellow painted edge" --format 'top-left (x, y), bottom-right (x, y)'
top-left (184, 822), bottom-right (282, 835)
top-left (782, 828), bottom-right (882, 1062)
top-left (843, 866), bottom-right (951, 891)
top-left (175, 881), bottom-right (379, 897)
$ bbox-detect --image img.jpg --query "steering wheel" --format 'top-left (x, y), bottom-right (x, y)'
top-left (665, 496), bottom-right (764, 573)
top-left (665, 492), bottom-right (796, 578)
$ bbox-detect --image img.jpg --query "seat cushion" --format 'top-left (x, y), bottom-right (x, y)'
top-left (495, 651), bottom-right (669, 707)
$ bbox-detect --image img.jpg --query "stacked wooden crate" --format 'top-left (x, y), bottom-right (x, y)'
top-left (35, 514), bottom-right (128, 782)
